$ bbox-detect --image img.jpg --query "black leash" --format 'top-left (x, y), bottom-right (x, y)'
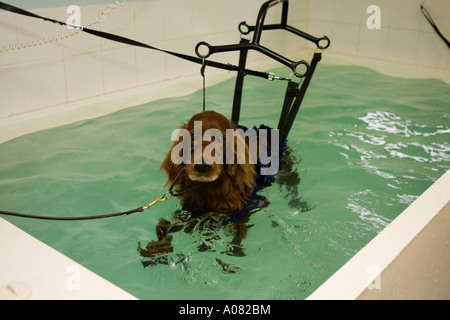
top-left (0, 192), bottom-right (170, 221)
top-left (0, 1), bottom-right (276, 80)
top-left (0, 169), bottom-right (201, 221)
top-left (0, 207), bottom-right (146, 221)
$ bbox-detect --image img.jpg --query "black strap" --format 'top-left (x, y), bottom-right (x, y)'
top-left (278, 52), bottom-right (322, 137)
top-left (420, 4), bottom-right (450, 49)
top-left (0, 1), bottom-right (272, 80)
top-left (277, 80), bottom-right (299, 135)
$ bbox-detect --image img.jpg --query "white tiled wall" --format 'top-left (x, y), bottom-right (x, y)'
top-left (0, 0), bottom-right (308, 118)
top-left (308, 0), bottom-right (450, 68)
top-left (1, 0), bottom-right (449, 119)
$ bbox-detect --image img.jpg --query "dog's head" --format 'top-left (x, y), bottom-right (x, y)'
top-left (184, 110), bottom-right (232, 183)
top-left (161, 110), bottom-right (255, 212)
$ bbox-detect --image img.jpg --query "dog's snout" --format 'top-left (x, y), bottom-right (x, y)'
top-left (194, 163), bottom-right (212, 173)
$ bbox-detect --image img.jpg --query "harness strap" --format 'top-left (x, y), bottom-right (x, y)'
top-left (420, 4), bottom-right (450, 49)
top-left (277, 80), bottom-right (299, 136)
top-left (278, 52), bottom-right (322, 137)
top-left (0, 2), bottom-right (272, 80)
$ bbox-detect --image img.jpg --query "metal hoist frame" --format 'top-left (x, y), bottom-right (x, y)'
top-left (195, 0), bottom-right (330, 138)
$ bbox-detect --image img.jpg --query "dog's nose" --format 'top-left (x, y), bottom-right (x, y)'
top-left (194, 163), bottom-right (212, 174)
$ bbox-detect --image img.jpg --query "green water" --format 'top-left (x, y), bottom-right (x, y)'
top-left (1, 65), bottom-right (449, 299)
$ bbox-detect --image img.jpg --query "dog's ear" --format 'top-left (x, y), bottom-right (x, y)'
top-left (227, 162), bottom-right (255, 194)
top-left (160, 147), bottom-right (179, 186)
top-left (160, 123), bottom-right (187, 186)
top-left (225, 133), bottom-right (255, 194)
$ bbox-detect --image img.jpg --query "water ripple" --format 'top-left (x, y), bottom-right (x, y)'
top-left (359, 111), bottom-right (450, 138)
top-left (334, 111), bottom-right (450, 165)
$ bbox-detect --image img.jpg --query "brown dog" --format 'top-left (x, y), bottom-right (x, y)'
top-left (161, 110), bottom-right (256, 212)
top-left (138, 111), bottom-right (277, 268)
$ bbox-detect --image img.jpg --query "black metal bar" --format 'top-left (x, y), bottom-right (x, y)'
top-left (239, 22), bottom-right (330, 50)
top-left (231, 38), bottom-right (250, 125)
top-left (197, 41), bottom-right (308, 78)
top-left (195, 0), bottom-right (329, 77)
top-left (195, 0), bottom-right (326, 134)
top-left (281, 0), bottom-right (289, 26)
top-left (253, 0), bottom-right (283, 44)
top-left (237, 0), bottom-right (330, 49)
top-left (284, 25), bottom-right (330, 49)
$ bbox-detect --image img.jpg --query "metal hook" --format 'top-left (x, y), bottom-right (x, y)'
top-left (317, 36), bottom-right (330, 50)
top-left (195, 41), bottom-right (212, 59)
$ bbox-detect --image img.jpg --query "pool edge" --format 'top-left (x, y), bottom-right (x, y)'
top-left (0, 218), bottom-right (137, 300)
top-left (307, 169), bottom-right (450, 300)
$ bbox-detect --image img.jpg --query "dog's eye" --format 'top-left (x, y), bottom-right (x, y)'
top-left (214, 135), bottom-right (224, 143)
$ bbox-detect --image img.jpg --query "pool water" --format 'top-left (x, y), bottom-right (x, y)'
top-left (1, 65), bottom-right (449, 299)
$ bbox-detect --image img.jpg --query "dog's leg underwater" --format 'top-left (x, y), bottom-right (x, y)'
top-left (138, 218), bottom-right (178, 267)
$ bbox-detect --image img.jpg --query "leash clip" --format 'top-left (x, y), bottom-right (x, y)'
top-left (141, 192), bottom-right (172, 211)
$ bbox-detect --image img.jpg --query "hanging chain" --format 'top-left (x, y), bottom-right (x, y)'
top-left (0, 0), bottom-right (126, 53)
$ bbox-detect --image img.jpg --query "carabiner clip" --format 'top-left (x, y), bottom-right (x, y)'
top-left (141, 192), bottom-right (172, 211)
top-left (267, 73), bottom-right (290, 81)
